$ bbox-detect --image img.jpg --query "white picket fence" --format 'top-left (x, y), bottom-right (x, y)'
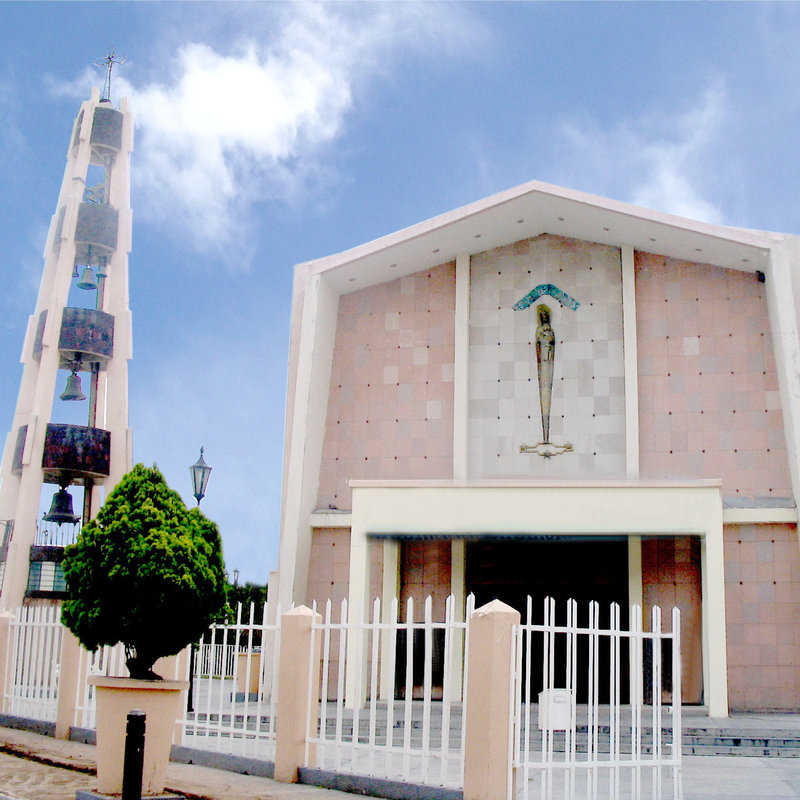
top-left (73, 641), bottom-right (128, 729)
top-left (305, 593), bottom-right (475, 791)
top-left (512, 599), bottom-right (682, 800)
top-left (195, 642), bottom-right (237, 679)
top-left (0, 596), bottom-right (682, 800)
top-left (178, 602), bottom-right (282, 760)
top-left (3, 604), bottom-right (62, 721)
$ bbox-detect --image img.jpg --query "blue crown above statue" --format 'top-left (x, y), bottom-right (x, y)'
top-left (513, 283), bottom-right (580, 312)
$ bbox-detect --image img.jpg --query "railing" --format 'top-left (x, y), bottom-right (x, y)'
top-left (305, 593), bottom-right (474, 791)
top-left (178, 602), bottom-right (282, 760)
top-left (34, 520), bottom-right (81, 548)
top-left (196, 642), bottom-right (236, 679)
top-left (511, 598), bottom-right (682, 800)
top-left (0, 595), bottom-right (681, 800)
top-left (3, 604), bottom-right (62, 721)
top-left (73, 641), bottom-right (128, 730)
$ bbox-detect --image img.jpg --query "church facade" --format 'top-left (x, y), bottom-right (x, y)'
top-left (275, 179), bottom-right (800, 715)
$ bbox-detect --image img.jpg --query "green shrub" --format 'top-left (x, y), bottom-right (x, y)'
top-left (61, 464), bottom-right (227, 679)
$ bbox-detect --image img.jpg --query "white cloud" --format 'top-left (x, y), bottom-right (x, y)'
top-left (50, 4), bottom-right (487, 268)
top-left (555, 84), bottom-right (728, 224)
top-left (0, 222), bottom-right (47, 332)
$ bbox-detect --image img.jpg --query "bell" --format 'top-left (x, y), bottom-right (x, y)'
top-left (77, 266), bottom-right (97, 291)
top-left (43, 488), bottom-right (80, 525)
top-left (59, 369), bottom-right (86, 402)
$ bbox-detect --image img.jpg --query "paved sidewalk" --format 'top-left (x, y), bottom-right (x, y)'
top-left (3, 722), bottom-right (800, 799)
top-left (0, 726), bottom-right (381, 800)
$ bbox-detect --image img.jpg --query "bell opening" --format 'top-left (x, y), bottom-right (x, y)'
top-left (42, 487), bottom-right (81, 526)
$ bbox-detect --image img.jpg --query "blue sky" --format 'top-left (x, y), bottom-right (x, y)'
top-left (1, 2), bottom-right (799, 584)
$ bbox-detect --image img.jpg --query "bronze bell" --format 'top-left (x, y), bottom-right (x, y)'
top-left (77, 266), bottom-right (97, 291)
top-left (59, 369), bottom-right (86, 402)
top-left (43, 487), bottom-right (80, 525)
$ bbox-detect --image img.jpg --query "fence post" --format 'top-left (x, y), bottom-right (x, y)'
top-left (55, 627), bottom-right (82, 739)
top-left (274, 606), bottom-right (321, 783)
top-left (0, 612), bottom-right (14, 713)
top-left (463, 599), bottom-right (519, 800)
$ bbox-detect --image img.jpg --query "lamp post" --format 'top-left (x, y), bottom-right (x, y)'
top-left (187, 446), bottom-right (212, 712)
top-left (189, 447), bottom-right (212, 505)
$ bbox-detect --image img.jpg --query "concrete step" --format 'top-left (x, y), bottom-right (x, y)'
top-left (186, 713), bottom-right (800, 758)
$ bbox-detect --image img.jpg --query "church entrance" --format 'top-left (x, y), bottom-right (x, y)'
top-left (465, 537), bottom-right (631, 703)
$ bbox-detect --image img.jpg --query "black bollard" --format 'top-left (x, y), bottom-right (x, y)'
top-left (121, 710), bottom-right (146, 800)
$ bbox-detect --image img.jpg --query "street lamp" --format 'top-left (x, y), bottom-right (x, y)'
top-left (187, 446), bottom-right (211, 714)
top-left (189, 447), bottom-right (212, 505)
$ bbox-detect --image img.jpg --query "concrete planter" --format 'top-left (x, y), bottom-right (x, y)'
top-left (89, 676), bottom-right (188, 795)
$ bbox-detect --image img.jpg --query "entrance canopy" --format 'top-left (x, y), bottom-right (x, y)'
top-left (347, 479), bottom-right (727, 716)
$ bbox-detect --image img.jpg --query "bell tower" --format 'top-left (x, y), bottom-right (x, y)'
top-left (0, 79), bottom-right (134, 609)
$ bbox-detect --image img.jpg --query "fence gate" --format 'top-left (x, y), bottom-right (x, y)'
top-left (511, 598), bottom-right (682, 800)
top-left (3, 604), bottom-right (62, 722)
top-left (178, 601), bottom-right (282, 760)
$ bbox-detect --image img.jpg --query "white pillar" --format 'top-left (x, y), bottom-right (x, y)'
top-left (345, 493), bottom-right (370, 707)
top-left (701, 504), bottom-right (728, 717)
top-left (379, 539), bottom-right (400, 700)
top-left (765, 239), bottom-right (800, 511)
top-left (453, 252), bottom-right (470, 480)
top-left (277, 273), bottom-right (339, 611)
top-left (628, 534), bottom-right (643, 625)
top-left (449, 538), bottom-right (466, 701)
top-left (621, 244), bottom-right (640, 479)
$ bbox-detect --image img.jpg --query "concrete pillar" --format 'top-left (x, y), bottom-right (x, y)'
top-left (54, 627), bottom-right (82, 739)
top-left (274, 606), bottom-right (321, 783)
top-left (236, 651), bottom-right (260, 696)
top-left (0, 612), bottom-right (14, 712)
top-left (449, 538), bottom-right (466, 701)
top-left (628, 534), bottom-right (643, 628)
top-left (701, 526), bottom-right (729, 717)
top-left (453, 252), bottom-right (470, 480)
top-left (379, 539), bottom-right (400, 700)
top-left (621, 244), bottom-right (640, 480)
top-left (463, 600), bottom-right (519, 800)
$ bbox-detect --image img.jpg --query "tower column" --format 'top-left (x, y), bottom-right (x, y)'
top-left (0, 87), bottom-right (134, 609)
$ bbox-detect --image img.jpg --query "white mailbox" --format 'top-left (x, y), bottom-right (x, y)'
top-left (537, 688), bottom-right (572, 731)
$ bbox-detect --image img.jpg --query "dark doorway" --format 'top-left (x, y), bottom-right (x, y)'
top-left (466, 538), bottom-right (630, 703)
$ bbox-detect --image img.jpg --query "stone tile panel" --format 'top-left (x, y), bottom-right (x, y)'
top-left (724, 522), bottom-right (800, 710)
top-left (469, 235), bottom-right (626, 478)
top-left (318, 264), bottom-right (456, 510)
top-left (636, 252), bottom-right (791, 503)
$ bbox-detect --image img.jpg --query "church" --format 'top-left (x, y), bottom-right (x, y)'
top-left (274, 178), bottom-right (800, 715)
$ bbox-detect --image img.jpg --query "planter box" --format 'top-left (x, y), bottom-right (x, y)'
top-left (89, 675), bottom-right (188, 795)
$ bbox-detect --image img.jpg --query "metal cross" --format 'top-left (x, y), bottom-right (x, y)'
top-left (94, 50), bottom-right (126, 104)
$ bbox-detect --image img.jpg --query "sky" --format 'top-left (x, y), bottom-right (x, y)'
top-left (1, 2), bottom-right (800, 585)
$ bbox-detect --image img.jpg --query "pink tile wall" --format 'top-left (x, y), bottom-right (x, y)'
top-left (636, 253), bottom-right (791, 502)
top-left (642, 537), bottom-right (703, 704)
top-left (306, 527), bottom-right (384, 608)
top-left (724, 523), bottom-right (800, 710)
top-left (400, 539), bottom-right (452, 621)
top-left (318, 263), bottom-right (456, 510)
top-left (306, 527), bottom-right (383, 699)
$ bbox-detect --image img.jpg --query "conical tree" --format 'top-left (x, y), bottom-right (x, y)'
top-left (62, 464), bottom-right (227, 679)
